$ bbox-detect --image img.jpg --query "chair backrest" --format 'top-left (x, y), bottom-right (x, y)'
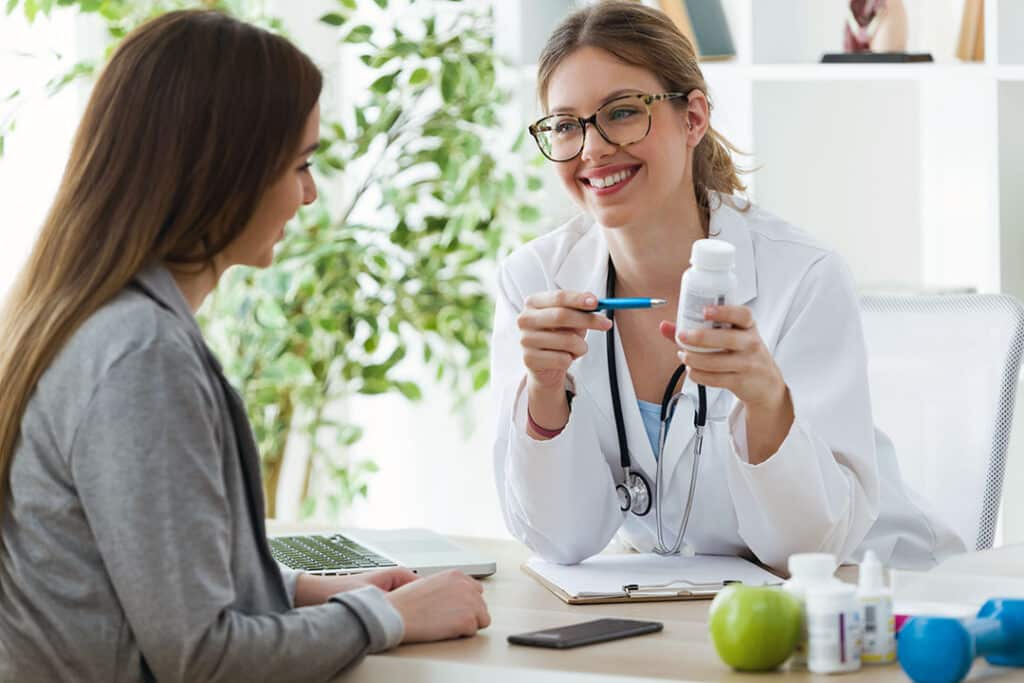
top-left (860, 294), bottom-right (1024, 551)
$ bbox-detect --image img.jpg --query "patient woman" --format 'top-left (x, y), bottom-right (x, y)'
top-left (0, 10), bottom-right (487, 682)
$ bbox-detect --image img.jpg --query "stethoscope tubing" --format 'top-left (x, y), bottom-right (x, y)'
top-left (605, 258), bottom-right (708, 556)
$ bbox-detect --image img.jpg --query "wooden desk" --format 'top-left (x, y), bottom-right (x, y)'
top-left (270, 529), bottom-right (1020, 682)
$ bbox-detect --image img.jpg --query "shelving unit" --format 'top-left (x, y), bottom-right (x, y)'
top-left (694, 0), bottom-right (1017, 298)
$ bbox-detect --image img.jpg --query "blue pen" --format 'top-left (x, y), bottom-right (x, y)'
top-left (594, 298), bottom-right (667, 311)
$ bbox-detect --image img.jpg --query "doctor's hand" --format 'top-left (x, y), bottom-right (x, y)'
top-left (518, 290), bottom-right (612, 390)
top-left (518, 290), bottom-right (612, 438)
top-left (386, 569), bottom-right (491, 643)
top-left (659, 304), bottom-right (794, 464)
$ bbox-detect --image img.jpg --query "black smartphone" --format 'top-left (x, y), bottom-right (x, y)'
top-left (507, 618), bottom-right (663, 649)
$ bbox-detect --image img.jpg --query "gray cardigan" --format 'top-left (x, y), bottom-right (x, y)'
top-left (0, 265), bottom-right (403, 682)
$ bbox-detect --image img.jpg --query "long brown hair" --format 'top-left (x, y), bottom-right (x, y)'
top-left (536, 0), bottom-right (746, 219)
top-left (0, 10), bottom-right (322, 513)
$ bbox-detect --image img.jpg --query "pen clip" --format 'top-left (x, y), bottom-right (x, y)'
top-left (622, 579), bottom-right (742, 597)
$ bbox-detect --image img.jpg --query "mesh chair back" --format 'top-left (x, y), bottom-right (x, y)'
top-left (860, 294), bottom-right (1024, 550)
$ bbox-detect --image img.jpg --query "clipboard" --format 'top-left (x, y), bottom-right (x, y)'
top-left (523, 553), bottom-right (783, 605)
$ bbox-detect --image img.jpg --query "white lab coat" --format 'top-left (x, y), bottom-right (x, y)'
top-left (491, 195), bottom-right (964, 572)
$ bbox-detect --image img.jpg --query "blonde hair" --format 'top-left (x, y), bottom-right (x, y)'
top-left (536, 0), bottom-right (747, 223)
top-left (0, 10), bottom-right (322, 515)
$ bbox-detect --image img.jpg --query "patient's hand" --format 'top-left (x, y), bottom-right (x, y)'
top-left (386, 569), bottom-right (491, 642)
top-left (294, 567), bottom-right (419, 606)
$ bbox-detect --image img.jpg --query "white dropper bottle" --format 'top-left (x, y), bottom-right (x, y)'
top-left (857, 549), bottom-right (895, 663)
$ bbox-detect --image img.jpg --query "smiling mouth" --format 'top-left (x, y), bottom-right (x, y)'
top-left (581, 165), bottom-right (641, 190)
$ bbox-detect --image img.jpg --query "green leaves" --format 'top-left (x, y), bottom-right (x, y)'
top-left (440, 59), bottom-right (459, 103)
top-left (319, 12), bottom-right (346, 26)
top-left (369, 70), bottom-right (399, 94)
top-left (344, 24), bottom-right (373, 43)
top-left (408, 67), bottom-right (429, 86)
top-left (517, 205), bottom-right (541, 223)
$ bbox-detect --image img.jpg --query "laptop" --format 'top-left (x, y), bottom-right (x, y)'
top-left (268, 527), bottom-right (496, 578)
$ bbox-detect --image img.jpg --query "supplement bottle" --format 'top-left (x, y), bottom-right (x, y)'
top-left (784, 553), bottom-right (841, 669)
top-left (806, 583), bottom-right (862, 674)
top-left (676, 239), bottom-right (737, 353)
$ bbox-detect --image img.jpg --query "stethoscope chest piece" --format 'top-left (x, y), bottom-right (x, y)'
top-left (616, 469), bottom-right (652, 516)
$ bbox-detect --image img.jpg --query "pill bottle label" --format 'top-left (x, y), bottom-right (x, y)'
top-left (680, 291), bottom-right (726, 329)
top-left (861, 599), bottom-right (896, 663)
top-left (807, 608), bottom-right (862, 673)
top-left (678, 291), bottom-right (728, 352)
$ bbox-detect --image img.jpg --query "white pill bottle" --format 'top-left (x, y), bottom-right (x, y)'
top-left (783, 553), bottom-right (842, 669)
top-left (676, 239), bottom-right (737, 353)
top-left (806, 583), bottom-right (862, 674)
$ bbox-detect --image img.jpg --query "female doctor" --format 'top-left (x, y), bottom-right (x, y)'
top-left (491, 1), bottom-right (963, 572)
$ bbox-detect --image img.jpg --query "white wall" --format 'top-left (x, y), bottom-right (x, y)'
top-left (0, 12), bottom-right (85, 296)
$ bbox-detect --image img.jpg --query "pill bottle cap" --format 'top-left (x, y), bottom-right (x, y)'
top-left (788, 552), bottom-right (837, 582)
top-left (690, 239), bottom-right (735, 271)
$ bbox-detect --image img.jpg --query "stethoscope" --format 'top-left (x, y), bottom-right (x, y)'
top-left (605, 258), bottom-right (708, 556)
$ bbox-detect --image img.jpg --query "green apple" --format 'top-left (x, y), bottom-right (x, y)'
top-left (708, 584), bottom-right (802, 671)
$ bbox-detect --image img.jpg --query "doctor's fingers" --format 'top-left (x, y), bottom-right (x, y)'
top-left (703, 304), bottom-right (755, 329)
top-left (521, 330), bottom-right (589, 358)
top-left (523, 348), bottom-right (576, 375)
top-left (679, 325), bottom-right (763, 353)
top-left (525, 289), bottom-right (599, 311)
top-left (518, 306), bottom-right (612, 334)
top-left (679, 349), bottom-right (754, 374)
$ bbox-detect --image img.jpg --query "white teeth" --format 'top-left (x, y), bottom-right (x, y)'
top-left (589, 168), bottom-right (633, 190)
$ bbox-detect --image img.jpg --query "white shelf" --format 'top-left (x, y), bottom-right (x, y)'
top-left (997, 66), bottom-right (1024, 81)
top-left (752, 62), bottom-right (990, 81)
top-left (702, 62), bottom-right (993, 82)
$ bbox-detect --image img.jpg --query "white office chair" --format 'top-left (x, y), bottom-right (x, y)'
top-left (860, 294), bottom-right (1024, 551)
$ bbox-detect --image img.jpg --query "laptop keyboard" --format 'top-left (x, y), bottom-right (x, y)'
top-left (268, 534), bottom-right (398, 572)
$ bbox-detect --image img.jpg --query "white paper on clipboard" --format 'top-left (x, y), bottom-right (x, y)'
top-left (525, 552), bottom-right (782, 601)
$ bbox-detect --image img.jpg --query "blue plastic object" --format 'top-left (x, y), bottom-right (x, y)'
top-left (898, 599), bottom-right (1024, 683)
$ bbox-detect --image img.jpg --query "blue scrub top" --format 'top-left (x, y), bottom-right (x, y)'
top-left (637, 399), bottom-right (661, 459)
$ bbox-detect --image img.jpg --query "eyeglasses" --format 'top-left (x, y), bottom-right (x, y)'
top-left (528, 92), bottom-right (688, 163)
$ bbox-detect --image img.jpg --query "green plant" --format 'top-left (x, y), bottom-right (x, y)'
top-left (3, 0), bottom-right (540, 518)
